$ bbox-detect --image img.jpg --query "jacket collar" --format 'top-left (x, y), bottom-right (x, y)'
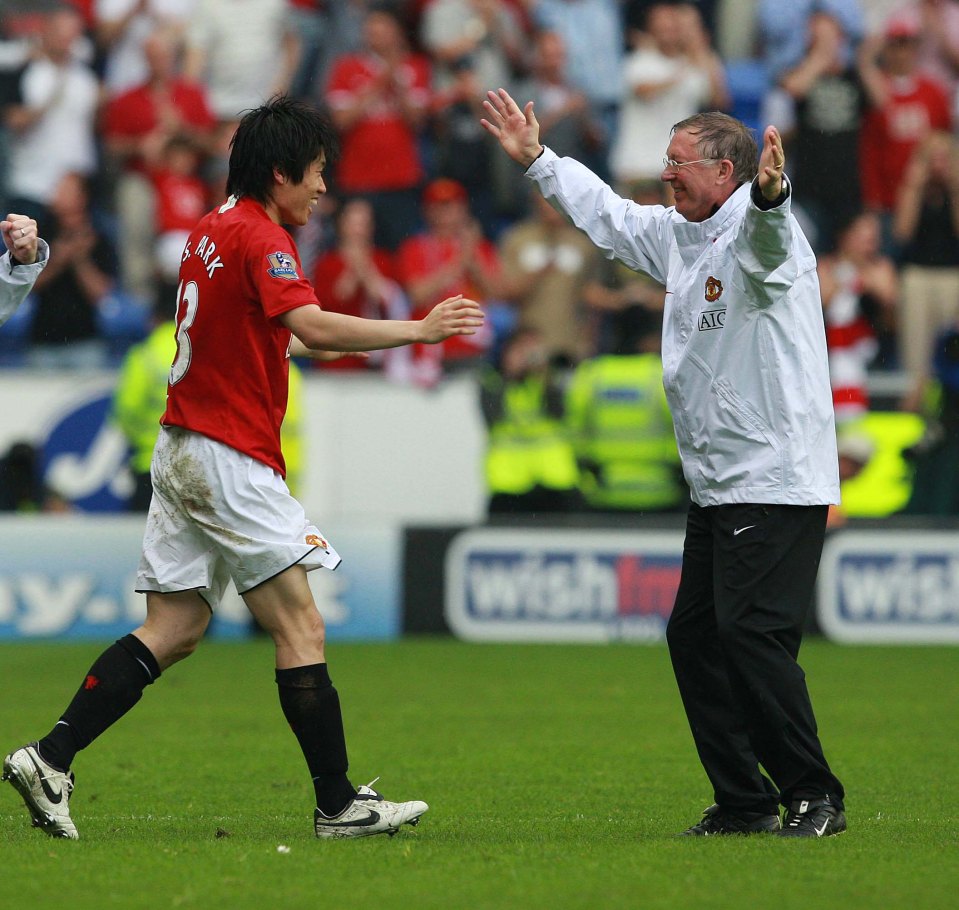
top-left (671, 183), bottom-right (751, 266)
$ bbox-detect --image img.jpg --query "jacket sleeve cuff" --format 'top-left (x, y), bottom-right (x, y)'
top-left (750, 175), bottom-right (790, 211)
top-left (526, 146), bottom-right (558, 176)
top-left (5, 238), bottom-right (49, 272)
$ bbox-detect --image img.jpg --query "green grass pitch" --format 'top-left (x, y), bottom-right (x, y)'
top-left (1, 638), bottom-right (956, 910)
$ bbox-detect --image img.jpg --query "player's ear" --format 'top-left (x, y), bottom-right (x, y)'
top-left (273, 167), bottom-right (288, 185)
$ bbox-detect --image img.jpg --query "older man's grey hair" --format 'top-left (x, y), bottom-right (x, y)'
top-left (671, 112), bottom-right (759, 185)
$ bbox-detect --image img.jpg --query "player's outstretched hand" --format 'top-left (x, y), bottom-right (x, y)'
top-left (480, 88), bottom-right (543, 169)
top-left (419, 295), bottom-right (484, 344)
top-left (758, 126), bottom-right (786, 202)
top-left (1, 214), bottom-right (39, 264)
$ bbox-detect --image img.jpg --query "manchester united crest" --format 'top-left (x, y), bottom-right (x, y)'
top-left (705, 276), bottom-right (723, 302)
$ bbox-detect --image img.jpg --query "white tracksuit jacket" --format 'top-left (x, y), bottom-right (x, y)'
top-left (0, 240), bottom-right (48, 327)
top-left (526, 148), bottom-right (840, 507)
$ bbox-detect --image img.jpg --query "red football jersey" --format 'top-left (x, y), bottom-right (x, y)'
top-left (161, 196), bottom-right (319, 476)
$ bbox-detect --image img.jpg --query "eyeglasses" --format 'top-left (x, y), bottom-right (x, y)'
top-left (662, 157), bottom-right (719, 171)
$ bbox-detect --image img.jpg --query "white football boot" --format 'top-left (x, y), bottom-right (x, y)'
top-left (3, 743), bottom-right (78, 840)
top-left (314, 780), bottom-right (428, 839)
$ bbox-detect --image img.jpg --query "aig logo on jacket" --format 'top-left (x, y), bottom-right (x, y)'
top-left (698, 308), bottom-right (726, 331)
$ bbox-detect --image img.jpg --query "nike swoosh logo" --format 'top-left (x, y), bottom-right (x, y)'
top-left (27, 753), bottom-right (62, 804)
top-left (327, 808), bottom-right (381, 828)
top-left (733, 525), bottom-right (756, 536)
top-left (815, 818), bottom-right (829, 836)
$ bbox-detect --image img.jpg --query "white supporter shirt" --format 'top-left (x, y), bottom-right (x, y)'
top-left (611, 48), bottom-right (710, 184)
top-left (96, 0), bottom-right (195, 96)
top-left (7, 59), bottom-right (99, 205)
top-left (186, 0), bottom-right (293, 121)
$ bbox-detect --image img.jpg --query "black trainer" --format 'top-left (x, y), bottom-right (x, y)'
top-left (679, 803), bottom-right (782, 836)
top-left (778, 796), bottom-right (846, 838)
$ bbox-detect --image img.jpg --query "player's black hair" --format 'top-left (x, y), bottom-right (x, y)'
top-left (226, 96), bottom-right (340, 204)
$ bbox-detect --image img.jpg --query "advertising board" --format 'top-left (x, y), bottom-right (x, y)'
top-left (818, 530), bottom-right (959, 643)
top-left (444, 527), bottom-right (685, 642)
top-left (0, 518), bottom-right (400, 641)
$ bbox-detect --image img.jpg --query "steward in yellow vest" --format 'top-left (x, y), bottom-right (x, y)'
top-left (112, 316), bottom-right (178, 511)
top-left (834, 411), bottom-right (926, 520)
top-left (112, 306), bottom-right (305, 510)
top-left (479, 329), bottom-right (581, 514)
top-left (566, 331), bottom-right (685, 513)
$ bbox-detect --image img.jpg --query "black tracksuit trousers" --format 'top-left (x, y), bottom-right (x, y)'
top-left (665, 501), bottom-right (845, 814)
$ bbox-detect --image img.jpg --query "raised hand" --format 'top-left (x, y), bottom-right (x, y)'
top-left (480, 88), bottom-right (543, 169)
top-left (758, 125), bottom-right (786, 201)
top-left (0, 214), bottom-right (39, 265)
top-left (419, 295), bottom-right (484, 344)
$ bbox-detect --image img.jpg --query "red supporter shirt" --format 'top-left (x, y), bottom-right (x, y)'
top-left (312, 247), bottom-right (397, 371)
top-left (162, 196), bottom-right (319, 476)
top-left (325, 53), bottom-right (430, 192)
top-left (102, 80), bottom-right (217, 174)
top-left (152, 170), bottom-right (209, 233)
top-left (396, 232), bottom-right (497, 361)
top-left (860, 76), bottom-right (952, 212)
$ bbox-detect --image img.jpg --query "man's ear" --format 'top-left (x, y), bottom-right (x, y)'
top-left (717, 159), bottom-right (735, 184)
top-left (273, 167), bottom-right (287, 185)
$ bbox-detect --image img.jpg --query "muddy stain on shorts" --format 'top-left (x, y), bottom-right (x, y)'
top-left (171, 451), bottom-right (216, 517)
top-left (155, 429), bottom-right (251, 546)
top-left (154, 429), bottom-right (213, 517)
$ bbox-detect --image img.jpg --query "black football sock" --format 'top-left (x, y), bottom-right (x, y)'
top-left (37, 634), bottom-right (161, 771)
top-left (275, 663), bottom-right (355, 817)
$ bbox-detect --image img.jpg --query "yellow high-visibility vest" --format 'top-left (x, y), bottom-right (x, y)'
top-left (484, 374), bottom-right (579, 495)
top-left (112, 322), bottom-right (304, 488)
top-left (839, 412), bottom-right (926, 517)
top-left (566, 354), bottom-right (684, 511)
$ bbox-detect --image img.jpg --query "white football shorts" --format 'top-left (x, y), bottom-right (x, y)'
top-left (136, 426), bottom-right (341, 608)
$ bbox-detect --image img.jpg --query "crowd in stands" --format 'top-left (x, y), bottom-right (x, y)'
top-left (1, 0), bottom-right (958, 515)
